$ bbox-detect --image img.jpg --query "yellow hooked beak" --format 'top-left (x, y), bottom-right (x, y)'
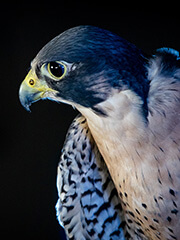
top-left (19, 69), bottom-right (57, 111)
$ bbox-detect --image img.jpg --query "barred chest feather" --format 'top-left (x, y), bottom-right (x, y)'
top-left (56, 115), bottom-right (125, 240)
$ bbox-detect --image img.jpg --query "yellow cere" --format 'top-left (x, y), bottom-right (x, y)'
top-left (24, 69), bottom-right (37, 87)
top-left (25, 69), bottom-right (51, 92)
top-left (29, 79), bottom-right (35, 86)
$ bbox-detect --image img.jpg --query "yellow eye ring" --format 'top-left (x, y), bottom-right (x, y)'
top-left (47, 61), bottom-right (67, 80)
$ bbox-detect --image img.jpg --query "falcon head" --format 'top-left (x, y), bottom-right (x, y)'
top-left (19, 25), bottom-right (149, 117)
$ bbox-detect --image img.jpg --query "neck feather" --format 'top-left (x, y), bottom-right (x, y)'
top-left (78, 89), bottom-right (148, 144)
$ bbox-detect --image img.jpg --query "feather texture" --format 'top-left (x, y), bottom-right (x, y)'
top-left (19, 25), bottom-right (180, 240)
top-left (77, 48), bottom-right (180, 239)
top-left (56, 115), bottom-right (125, 240)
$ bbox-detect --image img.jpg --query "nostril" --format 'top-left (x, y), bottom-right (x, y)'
top-left (29, 79), bottom-right (35, 86)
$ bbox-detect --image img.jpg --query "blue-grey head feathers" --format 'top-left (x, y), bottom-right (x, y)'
top-left (33, 26), bottom-right (150, 114)
top-left (33, 26), bottom-right (180, 118)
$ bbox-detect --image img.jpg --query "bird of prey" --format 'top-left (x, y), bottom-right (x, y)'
top-left (19, 25), bottom-right (180, 240)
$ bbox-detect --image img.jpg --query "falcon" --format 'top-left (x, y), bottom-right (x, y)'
top-left (19, 25), bottom-right (180, 240)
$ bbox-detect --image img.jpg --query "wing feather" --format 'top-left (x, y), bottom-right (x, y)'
top-left (56, 115), bottom-right (125, 240)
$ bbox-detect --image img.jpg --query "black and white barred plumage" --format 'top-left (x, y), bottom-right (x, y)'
top-left (56, 115), bottom-right (125, 240)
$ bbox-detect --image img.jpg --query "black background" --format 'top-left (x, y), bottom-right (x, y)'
top-left (1, 3), bottom-right (180, 240)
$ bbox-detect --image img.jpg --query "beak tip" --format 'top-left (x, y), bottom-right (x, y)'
top-left (24, 104), bottom-right (31, 112)
top-left (19, 96), bottom-right (31, 112)
top-left (19, 88), bottom-right (31, 112)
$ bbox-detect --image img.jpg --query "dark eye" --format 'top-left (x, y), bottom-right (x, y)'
top-left (47, 61), bottom-right (66, 79)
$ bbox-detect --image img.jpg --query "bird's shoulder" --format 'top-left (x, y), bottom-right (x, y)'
top-left (147, 47), bottom-right (180, 139)
top-left (148, 48), bottom-right (180, 116)
top-left (148, 47), bottom-right (180, 80)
